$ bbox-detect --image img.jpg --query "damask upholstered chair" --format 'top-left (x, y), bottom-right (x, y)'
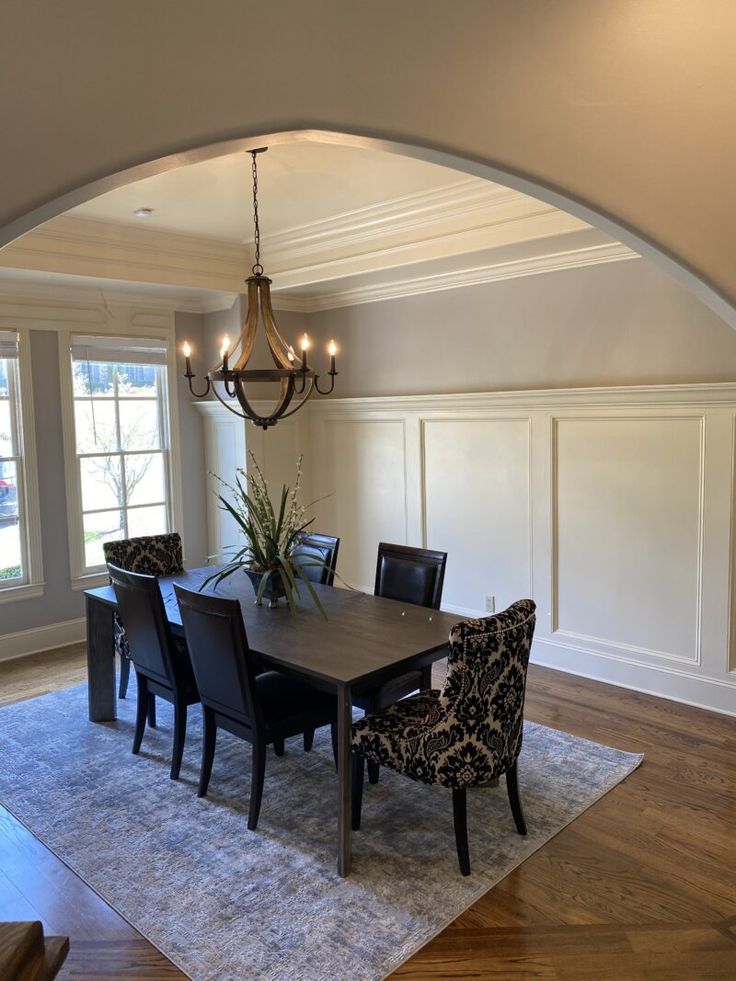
top-left (351, 599), bottom-right (536, 875)
top-left (108, 564), bottom-right (200, 780)
top-left (103, 533), bottom-right (184, 702)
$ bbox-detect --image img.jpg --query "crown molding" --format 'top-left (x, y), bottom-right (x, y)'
top-left (272, 242), bottom-right (639, 312)
top-left (0, 178), bottom-right (592, 297)
top-left (263, 178), bottom-right (522, 260)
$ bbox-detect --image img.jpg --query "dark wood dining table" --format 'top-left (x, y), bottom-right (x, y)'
top-left (84, 566), bottom-right (458, 876)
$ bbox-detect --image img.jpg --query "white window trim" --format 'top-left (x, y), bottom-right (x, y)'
top-left (58, 324), bottom-right (184, 590)
top-left (0, 328), bottom-right (45, 604)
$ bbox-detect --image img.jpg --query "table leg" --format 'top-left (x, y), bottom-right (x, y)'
top-left (86, 594), bottom-right (116, 723)
top-left (337, 683), bottom-right (352, 877)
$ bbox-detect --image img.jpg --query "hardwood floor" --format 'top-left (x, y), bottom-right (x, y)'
top-left (0, 646), bottom-right (734, 979)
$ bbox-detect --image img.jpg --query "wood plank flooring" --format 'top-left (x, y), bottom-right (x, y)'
top-left (0, 645), bottom-right (734, 979)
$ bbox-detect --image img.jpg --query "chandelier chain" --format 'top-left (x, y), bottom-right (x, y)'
top-left (250, 151), bottom-right (264, 276)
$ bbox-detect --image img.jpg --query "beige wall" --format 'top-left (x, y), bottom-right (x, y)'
top-left (273, 260), bottom-right (736, 398)
top-left (1, 1), bottom-right (735, 323)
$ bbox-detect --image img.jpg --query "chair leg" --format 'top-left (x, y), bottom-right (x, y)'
top-left (330, 721), bottom-right (339, 771)
top-left (132, 674), bottom-right (148, 755)
top-left (420, 664), bottom-right (433, 691)
top-left (303, 728), bottom-right (315, 752)
top-left (147, 694), bottom-right (157, 728)
top-left (273, 737), bottom-right (285, 757)
top-left (118, 655), bottom-right (130, 699)
top-left (248, 742), bottom-right (266, 831)
top-left (199, 707), bottom-right (217, 798)
top-left (367, 760), bottom-right (380, 785)
top-left (506, 762), bottom-right (527, 836)
top-left (170, 700), bottom-right (187, 780)
top-left (452, 788), bottom-right (471, 876)
top-left (352, 754), bottom-right (365, 831)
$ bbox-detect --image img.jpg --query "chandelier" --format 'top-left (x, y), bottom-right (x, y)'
top-left (183, 148), bottom-right (338, 429)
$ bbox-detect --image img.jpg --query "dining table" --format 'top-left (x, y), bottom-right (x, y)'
top-left (84, 565), bottom-right (459, 876)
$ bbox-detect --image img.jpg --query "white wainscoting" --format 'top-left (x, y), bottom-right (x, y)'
top-left (196, 385), bottom-right (736, 716)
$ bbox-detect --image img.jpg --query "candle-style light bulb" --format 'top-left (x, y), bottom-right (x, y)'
top-left (182, 340), bottom-right (193, 375)
top-left (287, 345), bottom-right (296, 363)
top-left (300, 332), bottom-right (310, 370)
top-left (328, 339), bottom-right (337, 374)
top-left (220, 334), bottom-right (231, 372)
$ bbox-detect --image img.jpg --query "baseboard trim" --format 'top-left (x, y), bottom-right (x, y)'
top-left (0, 618), bottom-right (86, 663)
top-left (532, 638), bottom-right (736, 717)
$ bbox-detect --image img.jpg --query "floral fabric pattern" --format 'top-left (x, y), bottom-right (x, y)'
top-left (103, 533), bottom-right (183, 661)
top-left (351, 599), bottom-right (536, 789)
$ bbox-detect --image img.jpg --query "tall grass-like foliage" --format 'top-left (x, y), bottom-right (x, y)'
top-left (204, 453), bottom-right (329, 618)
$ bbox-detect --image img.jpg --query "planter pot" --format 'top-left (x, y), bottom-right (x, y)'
top-left (245, 568), bottom-right (286, 608)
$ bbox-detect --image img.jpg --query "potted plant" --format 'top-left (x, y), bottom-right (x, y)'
top-left (204, 453), bottom-right (330, 618)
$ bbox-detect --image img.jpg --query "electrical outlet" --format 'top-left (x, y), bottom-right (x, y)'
top-left (485, 595), bottom-right (495, 613)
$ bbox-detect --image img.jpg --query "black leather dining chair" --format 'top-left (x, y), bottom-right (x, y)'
top-left (108, 563), bottom-right (199, 780)
top-left (358, 542), bottom-right (447, 783)
top-left (103, 532), bottom-right (184, 703)
top-left (174, 584), bottom-right (338, 831)
top-left (292, 532), bottom-right (340, 586)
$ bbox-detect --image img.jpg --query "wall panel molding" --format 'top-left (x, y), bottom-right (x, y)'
top-left (199, 382), bottom-right (736, 715)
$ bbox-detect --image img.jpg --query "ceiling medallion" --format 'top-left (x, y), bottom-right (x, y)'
top-left (183, 148), bottom-right (338, 429)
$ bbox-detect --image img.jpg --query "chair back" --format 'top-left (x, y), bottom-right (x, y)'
top-left (174, 584), bottom-right (262, 731)
top-left (108, 564), bottom-right (176, 688)
top-left (439, 599), bottom-right (536, 783)
top-left (103, 533), bottom-right (183, 576)
top-left (292, 532), bottom-right (340, 586)
top-left (374, 542), bottom-right (447, 610)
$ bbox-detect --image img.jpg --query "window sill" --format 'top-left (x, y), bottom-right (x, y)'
top-left (71, 572), bottom-right (109, 591)
top-left (0, 582), bottom-right (45, 604)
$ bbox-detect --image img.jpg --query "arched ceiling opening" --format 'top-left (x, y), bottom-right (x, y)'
top-left (1, 2), bottom-right (734, 324)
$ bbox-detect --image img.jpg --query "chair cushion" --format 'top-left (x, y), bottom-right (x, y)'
top-left (352, 691), bottom-right (444, 784)
top-left (256, 671), bottom-right (336, 730)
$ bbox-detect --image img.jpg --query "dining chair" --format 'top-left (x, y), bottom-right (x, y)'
top-left (351, 599), bottom-right (536, 875)
top-left (108, 563), bottom-right (200, 780)
top-left (103, 533), bottom-right (184, 705)
top-left (292, 532), bottom-right (340, 586)
top-left (174, 584), bottom-right (339, 830)
top-left (360, 542), bottom-right (447, 783)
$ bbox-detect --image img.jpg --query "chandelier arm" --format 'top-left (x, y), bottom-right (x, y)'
top-left (314, 373), bottom-right (338, 396)
top-left (186, 374), bottom-right (211, 399)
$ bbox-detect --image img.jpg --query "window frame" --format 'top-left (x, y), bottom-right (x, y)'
top-left (0, 328), bottom-right (44, 603)
top-left (59, 328), bottom-right (183, 588)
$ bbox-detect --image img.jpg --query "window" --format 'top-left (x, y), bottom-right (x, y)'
top-left (67, 335), bottom-right (173, 575)
top-left (0, 329), bottom-right (42, 596)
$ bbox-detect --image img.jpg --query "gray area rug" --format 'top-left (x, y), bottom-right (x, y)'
top-left (0, 682), bottom-right (642, 980)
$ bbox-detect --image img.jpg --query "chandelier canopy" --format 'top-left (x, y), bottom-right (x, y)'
top-left (183, 148), bottom-right (338, 429)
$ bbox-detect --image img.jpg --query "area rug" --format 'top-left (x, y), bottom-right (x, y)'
top-left (0, 682), bottom-right (642, 981)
